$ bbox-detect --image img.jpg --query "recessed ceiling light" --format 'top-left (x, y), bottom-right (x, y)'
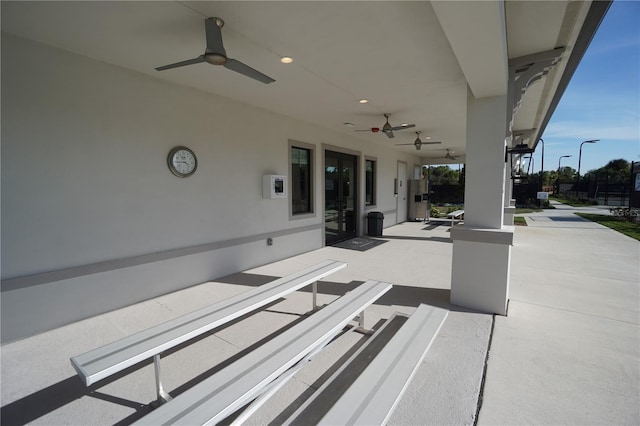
top-left (343, 122), bottom-right (355, 127)
top-left (425, 136), bottom-right (432, 140)
top-left (280, 57), bottom-right (293, 64)
top-left (358, 99), bottom-right (368, 104)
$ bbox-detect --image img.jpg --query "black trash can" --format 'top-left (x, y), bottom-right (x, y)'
top-left (367, 211), bottom-right (384, 236)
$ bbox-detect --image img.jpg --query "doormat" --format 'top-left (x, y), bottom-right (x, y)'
top-left (332, 237), bottom-right (387, 252)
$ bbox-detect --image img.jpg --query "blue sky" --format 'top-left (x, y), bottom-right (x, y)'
top-left (540, 0), bottom-right (640, 174)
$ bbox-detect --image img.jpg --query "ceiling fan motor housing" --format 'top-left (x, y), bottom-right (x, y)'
top-left (205, 53), bottom-right (227, 65)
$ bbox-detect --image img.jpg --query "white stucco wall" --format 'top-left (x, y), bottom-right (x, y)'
top-left (1, 34), bottom-right (419, 341)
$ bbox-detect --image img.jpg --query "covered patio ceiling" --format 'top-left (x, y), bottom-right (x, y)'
top-left (2, 1), bottom-right (596, 164)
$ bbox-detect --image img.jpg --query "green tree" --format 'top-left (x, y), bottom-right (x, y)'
top-left (529, 170), bottom-right (556, 187)
top-left (558, 166), bottom-right (577, 182)
top-left (422, 165), bottom-right (460, 185)
top-left (584, 158), bottom-right (630, 182)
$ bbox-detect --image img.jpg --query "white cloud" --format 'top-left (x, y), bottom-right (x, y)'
top-left (544, 121), bottom-right (640, 141)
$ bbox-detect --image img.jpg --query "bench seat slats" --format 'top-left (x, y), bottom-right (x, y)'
top-left (133, 280), bottom-right (392, 426)
top-left (319, 303), bottom-right (448, 426)
top-left (71, 260), bottom-right (346, 386)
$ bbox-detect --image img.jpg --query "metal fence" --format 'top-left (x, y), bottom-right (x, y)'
top-left (631, 161), bottom-right (640, 209)
top-left (430, 183), bottom-right (464, 205)
top-left (434, 161), bottom-right (639, 208)
top-left (560, 175), bottom-right (631, 206)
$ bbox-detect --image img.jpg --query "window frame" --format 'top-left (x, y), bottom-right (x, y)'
top-left (364, 156), bottom-right (377, 208)
top-left (289, 140), bottom-right (315, 219)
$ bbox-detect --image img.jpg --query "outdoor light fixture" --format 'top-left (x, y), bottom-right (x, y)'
top-left (505, 143), bottom-right (535, 162)
top-left (506, 143), bottom-right (536, 180)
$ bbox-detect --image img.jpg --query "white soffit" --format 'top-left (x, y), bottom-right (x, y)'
top-left (0, 1), bottom-right (469, 156)
top-left (431, 0), bottom-right (508, 99)
top-left (508, 1), bottom-right (592, 135)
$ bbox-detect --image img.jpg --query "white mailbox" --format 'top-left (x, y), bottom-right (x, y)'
top-left (263, 175), bottom-right (287, 199)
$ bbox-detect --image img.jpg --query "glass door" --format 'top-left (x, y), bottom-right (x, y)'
top-left (325, 150), bottom-right (357, 245)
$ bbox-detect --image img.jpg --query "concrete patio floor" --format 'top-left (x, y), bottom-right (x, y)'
top-left (1, 202), bottom-right (638, 425)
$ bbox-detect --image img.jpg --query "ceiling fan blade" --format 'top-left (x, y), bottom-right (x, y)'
top-left (156, 56), bottom-right (206, 71)
top-left (391, 123), bottom-right (415, 131)
top-left (204, 17), bottom-right (226, 55)
top-left (383, 129), bottom-right (395, 139)
top-left (395, 141), bottom-right (441, 146)
top-left (224, 58), bottom-right (275, 84)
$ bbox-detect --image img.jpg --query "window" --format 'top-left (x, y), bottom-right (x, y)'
top-left (365, 159), bottom-right (376, 206)
top-left (291, 146), bottom-right (312, 215)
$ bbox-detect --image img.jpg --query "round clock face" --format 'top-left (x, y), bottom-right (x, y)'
top-left (168, 146), bottom-right (197, 177)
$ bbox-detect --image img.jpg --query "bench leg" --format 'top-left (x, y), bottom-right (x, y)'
top-left (153, 354), bottom-right (173, 405)
top-left (312, 281), bottom-right (318, 310)
top-left (354, 310), bottom-right (374, 335)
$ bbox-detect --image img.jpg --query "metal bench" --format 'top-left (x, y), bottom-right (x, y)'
top-left (285, 303), bottom-right (448, 425)
top-left (132, 280), bottom-right (392, 425)
top-left (447, 209), bottom-right (464, 226)
top-left (70, 260), bottom-right (347, 403)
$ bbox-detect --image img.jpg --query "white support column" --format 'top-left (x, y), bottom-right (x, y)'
top-left (450, 92), bottom-right (514, 315)
top-left (504, 165), bottom-right (515, 226)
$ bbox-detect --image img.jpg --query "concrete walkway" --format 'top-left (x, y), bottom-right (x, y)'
top-left (480, 201), bottom-right (639, 425)
top-left (1, 203), bottom-right (638, 425)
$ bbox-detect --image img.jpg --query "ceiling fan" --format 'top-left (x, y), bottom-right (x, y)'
top-left (426, 149), bottom-right (461, 161)
top-left (395, 131), bottom-right (442, 150)
top-left (355, 113), bottom-right (415, 139)
top-left (445, 149), bottom-right (460, 160)
top-left (155, 17), bottom-right (275, 84)
top-left (434, 149), bottom-right (460, 160)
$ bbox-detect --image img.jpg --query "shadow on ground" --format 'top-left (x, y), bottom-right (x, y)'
top-left (0, 277), bottom-right (471, 425)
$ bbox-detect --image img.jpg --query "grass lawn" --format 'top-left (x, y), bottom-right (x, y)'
top-left (576, 213), bottom-right (640, 241)
top-left (514, 216), bottom-right (527, 226)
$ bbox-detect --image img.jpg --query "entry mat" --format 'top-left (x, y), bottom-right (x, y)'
top-left (332, 237), bottom-right (387, 252)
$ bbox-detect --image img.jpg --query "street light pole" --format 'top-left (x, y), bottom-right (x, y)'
top-left (577, 139), bottom-right (599, 180)
top-left (557, 155), bottom-right (572, 195)
top-left (558, 155), bottom-right (572, 173)
top-left (538, 138), bottom-right (545, 190)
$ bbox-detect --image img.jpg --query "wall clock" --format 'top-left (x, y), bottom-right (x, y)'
top-left (167, 146), bottom-right (197, 177)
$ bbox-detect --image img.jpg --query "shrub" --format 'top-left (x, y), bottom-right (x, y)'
top-left (609, 207), bottom-right (640, 223)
